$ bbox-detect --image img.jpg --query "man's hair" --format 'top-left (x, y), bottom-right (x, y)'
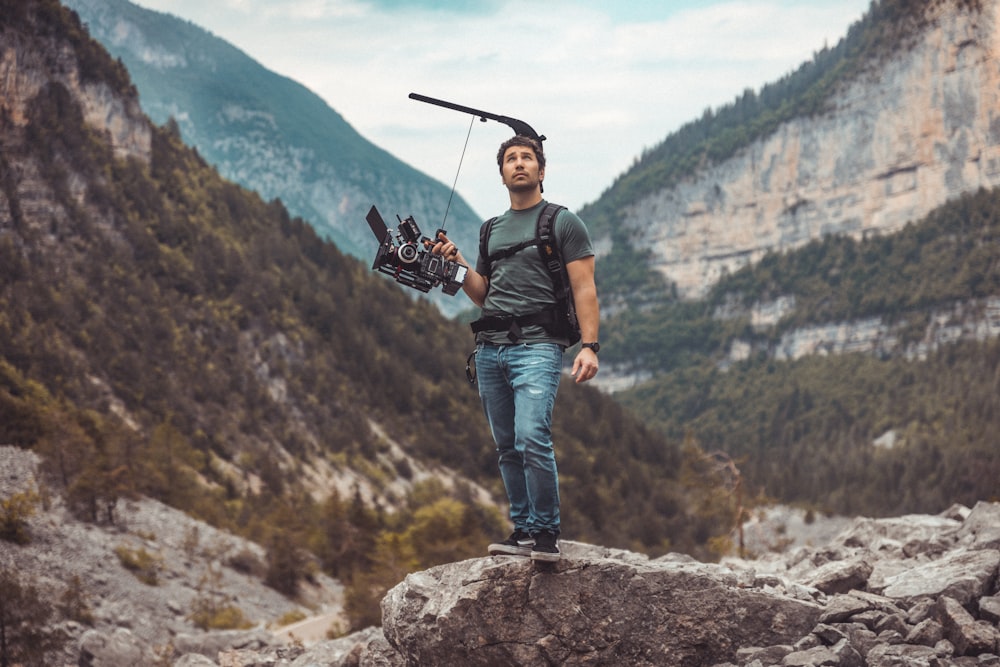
top-left (497, 135), bottom-right (546, 174)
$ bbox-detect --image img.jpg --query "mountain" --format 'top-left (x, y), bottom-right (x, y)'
top-left (586, 0), bottom-right (1000, 516)
top-left (585, 0), bottom-right (1000, 307)
top-left (62, 0), bottom-right (483, 316)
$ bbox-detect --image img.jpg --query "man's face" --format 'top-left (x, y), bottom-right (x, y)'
top-left (501, 145), bottom-right (544, 193)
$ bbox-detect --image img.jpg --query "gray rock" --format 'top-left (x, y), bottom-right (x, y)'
top-left (737, 645), bottom-right (794, 665)
top-left (285, 627), bottom-right (389, 667)
top-left (839, 623), bottom-right (881, 656)
top-left (907, 618), bottom-right (946, 647)
top-left (950, 502), bottom-right (1000, 550)
top-left (803, 555), bottom-right (874, 594)
top-left (879, 549), bottom-right (1000, 605)
top-left (936, 596), bottom-right (1000, 656)
top-left (980, 596), bottom-right (1000, 624)
top-left (874, 612), bottom-right (912, 636)
top-left (174, 654), bottom-right (219, 667)
top-left (933, 638), bottom-right (956, 657)
top-left (830, 638), bottom-right (865, 667)
top-left (382, 555), bottom-right (823, 667)
top-left (781, 645), bottom-right (840, 666)
top-left (10, 431), bottom-right (1000, 667)
top-left (819, 594), bottom-right (874, 623)
top-left (813, 623), bottom-right (850, 645)
top-left (78, 628), bottom-right (152, 667)
top-left (173, 629), bottom-right (274, 658)
top-left (866, 642), bottom-right (940, 666)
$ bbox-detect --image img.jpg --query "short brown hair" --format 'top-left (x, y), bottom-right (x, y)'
top-left (497, 136), bottom-right (545, 174)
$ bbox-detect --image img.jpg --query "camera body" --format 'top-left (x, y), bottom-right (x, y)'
top-left (365, 205), bottom-right (468, 296)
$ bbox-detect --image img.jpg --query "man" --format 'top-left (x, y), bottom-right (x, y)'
top-left (432, 135), bottom-right (599, 562)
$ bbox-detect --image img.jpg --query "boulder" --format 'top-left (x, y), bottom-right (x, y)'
top-left (950, 501), bottom-right (1000, 550)
top-left (935, 596), bottom-right (1000, 656)
top-left (381, 555), bottom-right (822, 667)
top-left (803, 555), bottom-right (874, 595)
top-left (77, 628), bottom-right (152, 667)
top-left (877, 549), bottom-right (1000, 605)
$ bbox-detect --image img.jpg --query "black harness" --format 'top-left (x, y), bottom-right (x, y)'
top-left (469, 203), bottom-right (579, 345)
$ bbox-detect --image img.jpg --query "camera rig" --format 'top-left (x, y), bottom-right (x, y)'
top-left (365, 205), bottom-right (468, 296)
top-left (364, 93), bottom-right (545, 296)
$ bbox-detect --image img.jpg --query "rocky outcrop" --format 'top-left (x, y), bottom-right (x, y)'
top-left (0, 8), bottom-right (151, 162)
top-left (716, 295), bottom-right (1000, 369)
top-left (379, 547), bottom-right (821, 666)
top-left (211, 502), bottom-right (1000, 667)
top-left (624, 0), bottom-right (1000, 300)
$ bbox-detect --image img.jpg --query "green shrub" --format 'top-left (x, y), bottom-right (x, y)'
top-left (188, 601), bottom-right (253, 631)
top-left (0, 486), bottom-right (40, 544)
top-left (114, 544), bottom-right (162, 586)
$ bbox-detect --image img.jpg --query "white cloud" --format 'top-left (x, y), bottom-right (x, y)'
top-left (132, 0), bottom-right (869, 219)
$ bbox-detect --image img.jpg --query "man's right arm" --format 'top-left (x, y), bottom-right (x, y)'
top-left (458, 254), bottom-right (488, 306)
top-left (432, 234), bottom-right (487, 307)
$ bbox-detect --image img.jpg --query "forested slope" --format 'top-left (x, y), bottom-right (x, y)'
top-left (616, 187), bottom-right (1000, 516)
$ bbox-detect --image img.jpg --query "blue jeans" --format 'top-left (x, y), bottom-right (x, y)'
top-left (475, 342), bottom-right (563, 534)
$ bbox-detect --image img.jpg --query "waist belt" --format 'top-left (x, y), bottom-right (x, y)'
top-left (470, 308), bottom-right (558, 343)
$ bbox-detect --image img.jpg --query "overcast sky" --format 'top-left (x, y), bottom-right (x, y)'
top-left (130, 0), bottom-right (871, 220)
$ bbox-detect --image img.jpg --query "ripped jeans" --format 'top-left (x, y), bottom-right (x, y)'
top-left (475, 342), bottom-right (563, 534)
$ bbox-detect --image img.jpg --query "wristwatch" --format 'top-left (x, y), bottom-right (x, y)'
top-left (581, 342), bottom-right (600, 354)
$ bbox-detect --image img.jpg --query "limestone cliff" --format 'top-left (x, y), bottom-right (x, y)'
top-left (0, 13), bottom-right (150, 163)
top-left (624, 0), bottom-right (1000, 300)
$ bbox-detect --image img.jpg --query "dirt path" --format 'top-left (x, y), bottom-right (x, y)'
top-left (273, 611), bottom-right (346, 644)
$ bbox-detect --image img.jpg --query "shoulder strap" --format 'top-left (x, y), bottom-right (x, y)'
top-left (537, 203), bottom-right (581, 344)
top-left (535, 203), bottom-right (566, 276)
top-left (478, 217), bottom-right (497, 279)
top-left (481, 203), bottom-right (567, 277)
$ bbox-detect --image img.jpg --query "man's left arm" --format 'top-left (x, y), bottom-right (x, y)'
top-left (566, 256), bottom-right (599, 383)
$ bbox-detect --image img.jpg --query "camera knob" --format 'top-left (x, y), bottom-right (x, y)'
top-left (397, 242), bottom-right (420, 264)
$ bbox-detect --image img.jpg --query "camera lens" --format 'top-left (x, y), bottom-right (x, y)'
top-left (397, 243), bottom-right (420, 264)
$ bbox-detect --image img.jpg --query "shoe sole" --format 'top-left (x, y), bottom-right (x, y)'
top-left (488, 545), bottom-right (532, 557)
top-left (530, 550), bottom-right (560, 562)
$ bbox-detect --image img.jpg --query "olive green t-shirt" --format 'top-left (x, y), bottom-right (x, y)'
top-left (474, 200), bottom-right (593, 346)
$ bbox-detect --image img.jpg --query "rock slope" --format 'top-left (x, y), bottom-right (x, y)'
top-left (0, 446), bottom-right (343, 666)
top-left (214, 501), bottom-right (1000, 666)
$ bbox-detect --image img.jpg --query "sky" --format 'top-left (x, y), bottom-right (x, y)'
top-left (130, 0), bottom-right (871, 220)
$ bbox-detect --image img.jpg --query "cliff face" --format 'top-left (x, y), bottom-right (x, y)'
top-left (0, 16), bottom-right (150, 162)
top-left (627, 1), bottom-right (1000, 299)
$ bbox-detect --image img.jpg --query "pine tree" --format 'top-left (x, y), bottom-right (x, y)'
top-left (0, 568), bottom-right (66, 667)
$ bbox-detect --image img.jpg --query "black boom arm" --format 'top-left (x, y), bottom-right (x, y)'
top-left (408, 92), bottom-right (546, 144)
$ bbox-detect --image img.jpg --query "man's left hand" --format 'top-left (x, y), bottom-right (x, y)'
top-left (571, 348), bottom-right (598, 383)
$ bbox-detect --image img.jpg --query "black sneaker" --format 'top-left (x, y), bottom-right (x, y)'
top-left (530, 530), bottom-right (560, 562)
top-left (488, 530), bottom-right (534, 556)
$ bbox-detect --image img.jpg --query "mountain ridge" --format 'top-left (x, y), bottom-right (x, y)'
top-left (586, 0), bottom-right (991, 304)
